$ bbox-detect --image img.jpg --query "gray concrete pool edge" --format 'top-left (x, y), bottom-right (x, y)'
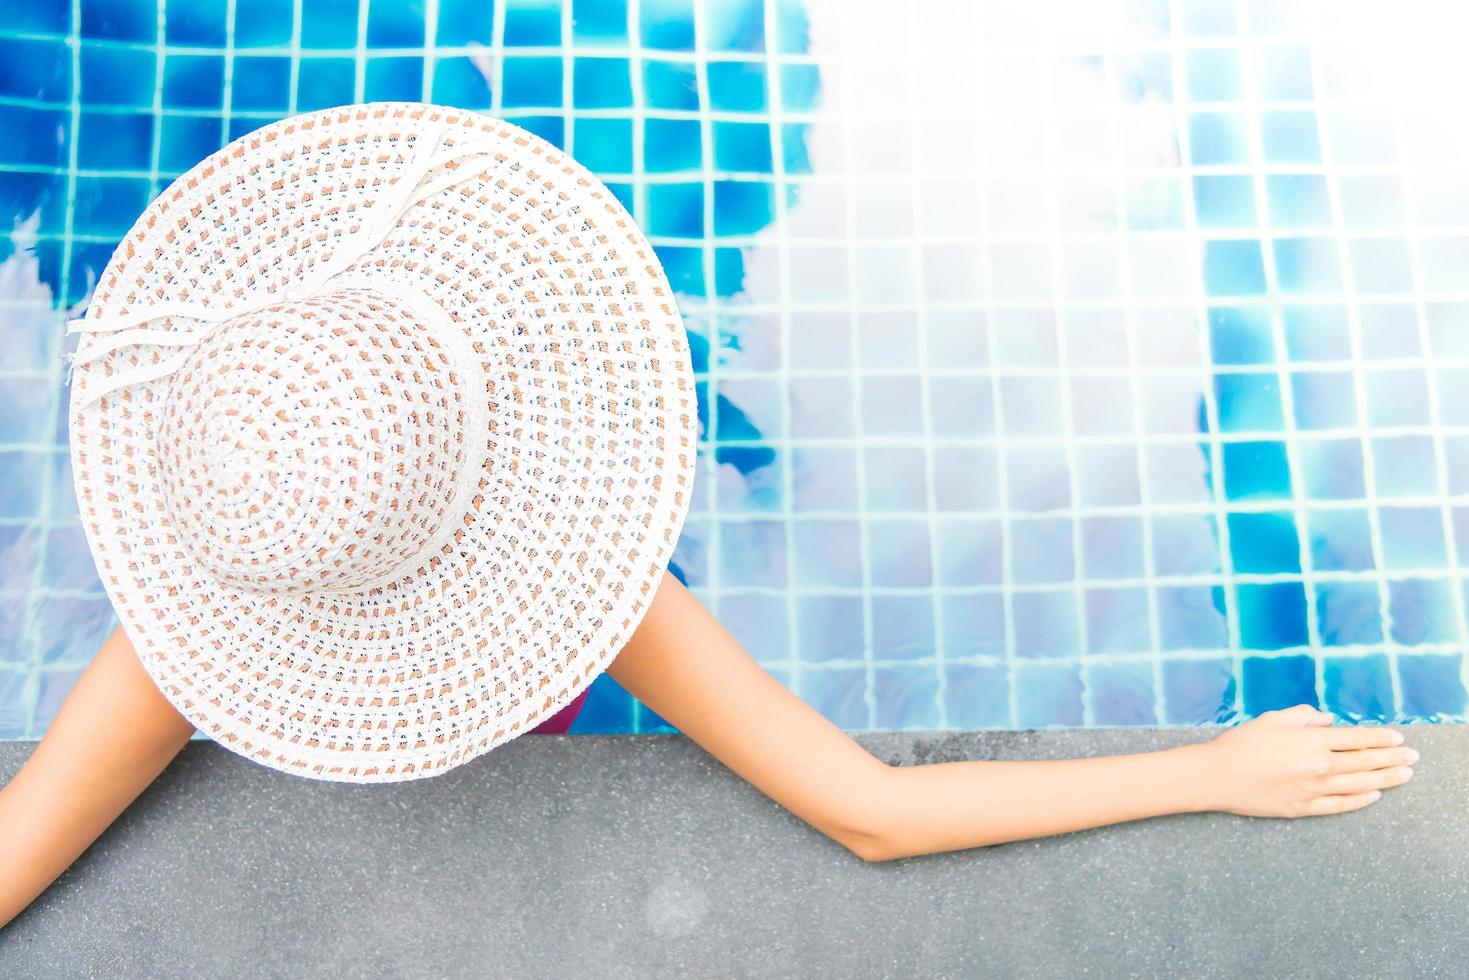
top-left (2, 726), bottom-right (1467, 979)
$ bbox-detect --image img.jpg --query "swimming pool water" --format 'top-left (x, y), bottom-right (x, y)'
top-left (3, 0), bottom-right (1468, 737)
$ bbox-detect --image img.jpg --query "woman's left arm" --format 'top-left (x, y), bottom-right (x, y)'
top-left (608, 572), bottom-right (1413, 862)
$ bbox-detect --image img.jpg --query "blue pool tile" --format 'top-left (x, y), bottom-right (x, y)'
top-left (1398, 654), bottom-right (1468, 720)
top-left (1238, 582), bottom-right (1308, 649)
top-left (1221, 439), bottom-right (1292, 502)
top-left (940, 593), bottom-right (1007, 659)
top-left (713, 180), bottom-right (774, 235)
top-left (1015, 664), bottom-right (1084, 728)
top-left (0, 525), bottom-right (40, 593)
top-left (235, 0), bottom-right (294, 47)
top-left (163, 55), bottom-right (225, 111)
top-left (1364, 367), bottom-right (1430, 427)
top-left (1261, 111), bottom-right (1322, 164)
top-left (502, 57), bottom-right (562, 107)
top-left (872, 595), bottom-right (935, 661)
top-left (774, 0), bottom-right (810, 53)
top-left (1266, 174), bottom-right (1332, 227)
top-left (1360, 304), bottom-right (1420, 357)
top-left (1186, 48), bottom-right (1242, 102)
top-left (1012, 590), bottom-right (1080, 659)
top-left (935, 518), bottom-right (1002, 586)
top-left (706, 0), bottom-right (765, 51)
top-left (1227, 510), bottom-right (1301, 574)
top-left (792, 446), bottom-right (860, 513)
top-left (1214, 372), bottom-right (1284, 432)
top-left (1159, 585), bottom-right (1229, 650)
top-left (1298, 438), bottom-right (1366, 501)
top-left (231, 56), bottom-right (293, 112)
top-left (32, 596), bottom-right (114, 667)
top-left (863, 445), bottom-right (927, 511)
top-left (165, 0), bottom-right (227, 45)
top-left (365, 57), bottom-right (424, 102)
top-left (1389, 578), bottom-right (1457, 646)
top-left (1163, 658), bottom-right (1237, 724)
top-left (644, 60), bottom-right (701, 110)
top-left (648, 182), bottom-right (703, 237)
top-left (1374, 435), bottom-right (1439, 498)
top-left (867, 520), bottom-right (932, 588)
top-left (1316, 581), bottom-right (1384, 646)
top-left (1087, 661), bottom-right (1158, 726)
top-left (504, 1), bottom-right (561, 45)
top-left (78, 111), bottom-right (154, 170)
top-left (1379, 506), bottom-right (1449, 571)
top-left (1243, 654), bottom-right (1318, 713)
top-left (71, 176), bottom-right (151, 238)
top-left (1283, 303), bottom-right (1351, 360)
top-left (1257, 46), bottom-right (1314, 101)
top-left (574, 57), bottom-right (633, 109)
top-left (0, 452), bottom-right (45, 519)
top-left (1150, 514), bottom-right (1221, 577)
top-left (1011, 518), bottom-right (1074, 584)
top-left (805, 667), bottom-right (870, 730)
top-left (655, 245), bottom-right (703, 294)
top-left (929, 376), bottom-right (995, 437)
top-left (1204, 239), bottom-right (1267, 295)
top-left (297, 58), bottom-right (357, 112)
top-left (0, 105), bottom-right (70, 168)
top-left (780, 63), bottom-right (821, 112)
top-left (708, 61), bottom-right (768, 112)
top-left (861, 375), bottom-right (925, 437)
top-left (159, 113), bottom-right (221, 172)
top-left (873, 666), bottom-right (941, 730)
top-left (1350, 239), bottom-right (1415, 293)
top-left (572, 0), bottom-right (629, 44)
top-left (1290, 370), bottom-right (1358, 430)
top-left (713, 121), bottom-right (773, 172)
top-left (41, 523), bottom-right (101, 592)
top-left (365, 0), bottom-right (425, 45)
top-left (1208, 306), bottom-right (1275, 364)
top-left (431, 58), bottom-right (493, 108)
top-left (0, 377), bottom-right (53, 444)
top-left (1273, 236), bottom-right (1341, 293)
top-left (0, 37), bottom-right (70, 103)
top-left (1308, 508), bottom-right (1376, 572)
top-left (1324, 654), bottom-right (1393, 721)
top-left (300, 0), bottom-right (358, 48)
top-left (792, 519), bottom-right (862, 588)
top-left (1184, 0), bottom-right (1236, 35)
top-left (82, 0), bottom-right (155, 42)
top-left (646, 117), bottom-right (702, 172)
top-left (1080, 515), bottom-right (1146, 580)
top-left (718, 519), bottom-right (786, 587)
top-left (640, 0), bottom-right (695, 50)
top-left (1084, 588), bottom-right (1151, 656)
top-left (1189, 112), bottom-right (1251, 165)
top-left (796, 595), bottom-right (865, 664)
top-left (943, 664), bottom-right (1011, 729)
top-left (573, 117), bottom-right (633, 172)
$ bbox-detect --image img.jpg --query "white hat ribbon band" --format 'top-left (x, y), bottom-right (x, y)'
top-left (66, 122), bottom-right (515, 405)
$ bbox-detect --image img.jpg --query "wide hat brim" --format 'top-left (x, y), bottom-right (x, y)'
top-left (68, 102), bottom-right (698, 783)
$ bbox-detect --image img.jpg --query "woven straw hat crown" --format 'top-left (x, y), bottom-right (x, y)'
top-left (67, 102), bottom-right (697, 783)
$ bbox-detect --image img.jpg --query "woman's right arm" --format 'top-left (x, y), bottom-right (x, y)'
top-left (609, 572), bottom-right (1418, 862)
top-left (0, 626), bottom-right (195, 928)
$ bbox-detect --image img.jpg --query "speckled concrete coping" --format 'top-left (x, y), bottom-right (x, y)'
top-left (3, 727), bottom-right (1468, 979)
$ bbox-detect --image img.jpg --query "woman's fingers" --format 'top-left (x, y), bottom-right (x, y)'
top-left (1322, 766), bottom-right (1415, 796)
top-left (1323, 726), bottom-right (1405, 750)
top-left (1301, 790), bottom-right (1383, 816)
top-left (1328, 745), bottom-right (1419, 774)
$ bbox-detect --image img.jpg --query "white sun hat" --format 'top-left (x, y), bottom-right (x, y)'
top-left (65, 101), bottom-right (698, 783)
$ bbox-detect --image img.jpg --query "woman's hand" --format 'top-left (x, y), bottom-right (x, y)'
top-left (1197, 704), bottom-right (1417, 819)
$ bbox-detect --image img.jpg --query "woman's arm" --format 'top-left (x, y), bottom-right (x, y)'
top-left (608, 572), bottom-right (1418, 862)
top-left (0, 627), bottom-right (195, 927)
